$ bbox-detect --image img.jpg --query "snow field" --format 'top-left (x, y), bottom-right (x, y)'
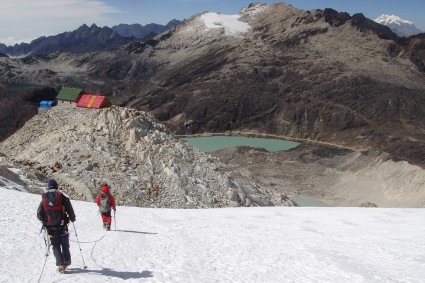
top-left (0, 188), bottom-right (424, 282)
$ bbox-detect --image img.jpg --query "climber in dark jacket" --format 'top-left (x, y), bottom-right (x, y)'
top-left (37, 179), bottom-right (76, 272)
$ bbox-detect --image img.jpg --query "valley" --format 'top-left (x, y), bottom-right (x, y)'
top-left (1, 3), bottom-right (425, 208)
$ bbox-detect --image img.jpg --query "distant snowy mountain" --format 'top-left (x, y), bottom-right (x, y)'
top-left (374, 14), bottom-right (423, 37)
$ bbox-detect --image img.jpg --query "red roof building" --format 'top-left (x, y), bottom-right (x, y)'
top-left (76, 94), bottom-right (111, 109)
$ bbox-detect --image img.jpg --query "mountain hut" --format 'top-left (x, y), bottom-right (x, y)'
top-left (76, 94), bottom-right (111, 109)
top-left (56, 87), bottom-right (84, 105)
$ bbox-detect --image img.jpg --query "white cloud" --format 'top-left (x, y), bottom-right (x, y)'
top-left (0, 0), bottom-right (121, 44)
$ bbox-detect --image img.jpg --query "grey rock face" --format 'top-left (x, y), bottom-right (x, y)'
top-left (0, 105), bottom-right (292, 208)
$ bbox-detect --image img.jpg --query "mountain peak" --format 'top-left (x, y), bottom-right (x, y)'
top-left (90, 23), bottom-right (99, 30)
top-left (78, 24), bottom-right (89, 30)
top-left (374, 14), bottom-right (422, 37)
top-left (375, 14), bottom-right (413, 26)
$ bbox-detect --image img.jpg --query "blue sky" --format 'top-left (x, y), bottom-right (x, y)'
top-left (0, 0), bottom-right (424, 45)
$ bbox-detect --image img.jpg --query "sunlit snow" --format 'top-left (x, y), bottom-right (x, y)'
top-left (375, 14), bottom-right (414, 26)
top-left (200, 12), bottom-right (250, 37)
top-left (0, 188), bottom-right (424, 282)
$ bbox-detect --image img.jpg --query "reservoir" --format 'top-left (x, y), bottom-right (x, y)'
top-left (181, 135), bottom-right (299, 153)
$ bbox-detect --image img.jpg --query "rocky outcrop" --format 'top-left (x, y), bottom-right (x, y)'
top-left (323, 8), bottom-right (351, 27)
top-left (360, 202), bottom-right (378, 208)
top-left (350, 13), bottom-right (398, 40)
top-left (398, 34), bottom-right (425, 72)
top-left (0, 105), bottom-right (292, 208)
top-left (322, 9), bottom-right (397, 40)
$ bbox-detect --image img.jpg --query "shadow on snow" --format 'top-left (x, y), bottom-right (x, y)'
top-left (66, 267), bottom-right (153, 279)
top-left (112, 229), bottom-right (158, 235)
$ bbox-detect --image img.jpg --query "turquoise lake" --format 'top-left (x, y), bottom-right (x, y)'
top-left (181, 136), bottom-right (299, 153)
top-left (182, 135), bottom-right (330, 207)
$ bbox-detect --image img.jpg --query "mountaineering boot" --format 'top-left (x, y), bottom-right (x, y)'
top-left (58, 265), bottom-right (66, 273)
top-left (107, 224), bottom-right (111, 231)
top-left (64, 260), bottom-right (71, 269)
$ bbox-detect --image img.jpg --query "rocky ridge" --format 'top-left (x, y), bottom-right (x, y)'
top-left (0, 105), bottom-right (293, 208)
top-left (0, 20), bottom-right (182, 57)
top-left (111, 20), bottom-right (182, 39)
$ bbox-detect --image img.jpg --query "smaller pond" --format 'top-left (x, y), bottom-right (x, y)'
top-left (181, 136), bottom-right (299, 153)
top-left (5, 83), bottom-right (41, 90)
top-left (292, 195), bottom-right (331, 207)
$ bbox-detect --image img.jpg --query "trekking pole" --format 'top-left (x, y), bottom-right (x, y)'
top-left (42, 230), bottom-right (51, 256)
top-left (39, 226), bottom-right (51, 256)
top-left (71, 222), bottom-right (87, 269)
top-left (114, 210), bottom-right (116, 231)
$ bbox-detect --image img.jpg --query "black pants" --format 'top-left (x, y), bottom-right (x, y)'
top-left (50, 232), bottom-right (71, 266)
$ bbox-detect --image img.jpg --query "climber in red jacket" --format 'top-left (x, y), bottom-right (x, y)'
top-left (95, 185), bottom-right (116, 230)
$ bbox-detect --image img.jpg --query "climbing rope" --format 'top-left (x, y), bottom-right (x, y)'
top-left (69, 228), bottom-right (108, 244)
top-left (90, 238), bottom-right (104, 269)
top-left (69, 228), bottom-right (108, 269)
top-left (37, 228), bottom-right (51, 283)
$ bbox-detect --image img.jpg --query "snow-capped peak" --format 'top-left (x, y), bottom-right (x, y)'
top-left (375, 14), bottom-right (413, 26)
top-left (374, 14), bottom-right (422, 37)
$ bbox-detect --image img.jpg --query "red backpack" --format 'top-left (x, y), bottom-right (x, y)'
top-left (42, 191), bottom-right (65, 226)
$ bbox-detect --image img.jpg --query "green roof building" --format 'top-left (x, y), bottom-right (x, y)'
top-left (56, 87), bottom-right (84, 104)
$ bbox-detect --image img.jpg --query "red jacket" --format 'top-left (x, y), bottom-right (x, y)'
top-left (95, 193), bottom-right (116, 210)
top-left (95, 185), bottom-right (116, 210)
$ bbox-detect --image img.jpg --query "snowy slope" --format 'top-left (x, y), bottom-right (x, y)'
top-left (1, 187), bottom-right (424, 282)
top-left (199, 12), bottom-right (250, 37)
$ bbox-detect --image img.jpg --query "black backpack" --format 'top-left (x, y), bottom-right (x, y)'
top-left (42, 191), bottom-right (65, 227)
top-left (99, 192), bottom-right (111, 213)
